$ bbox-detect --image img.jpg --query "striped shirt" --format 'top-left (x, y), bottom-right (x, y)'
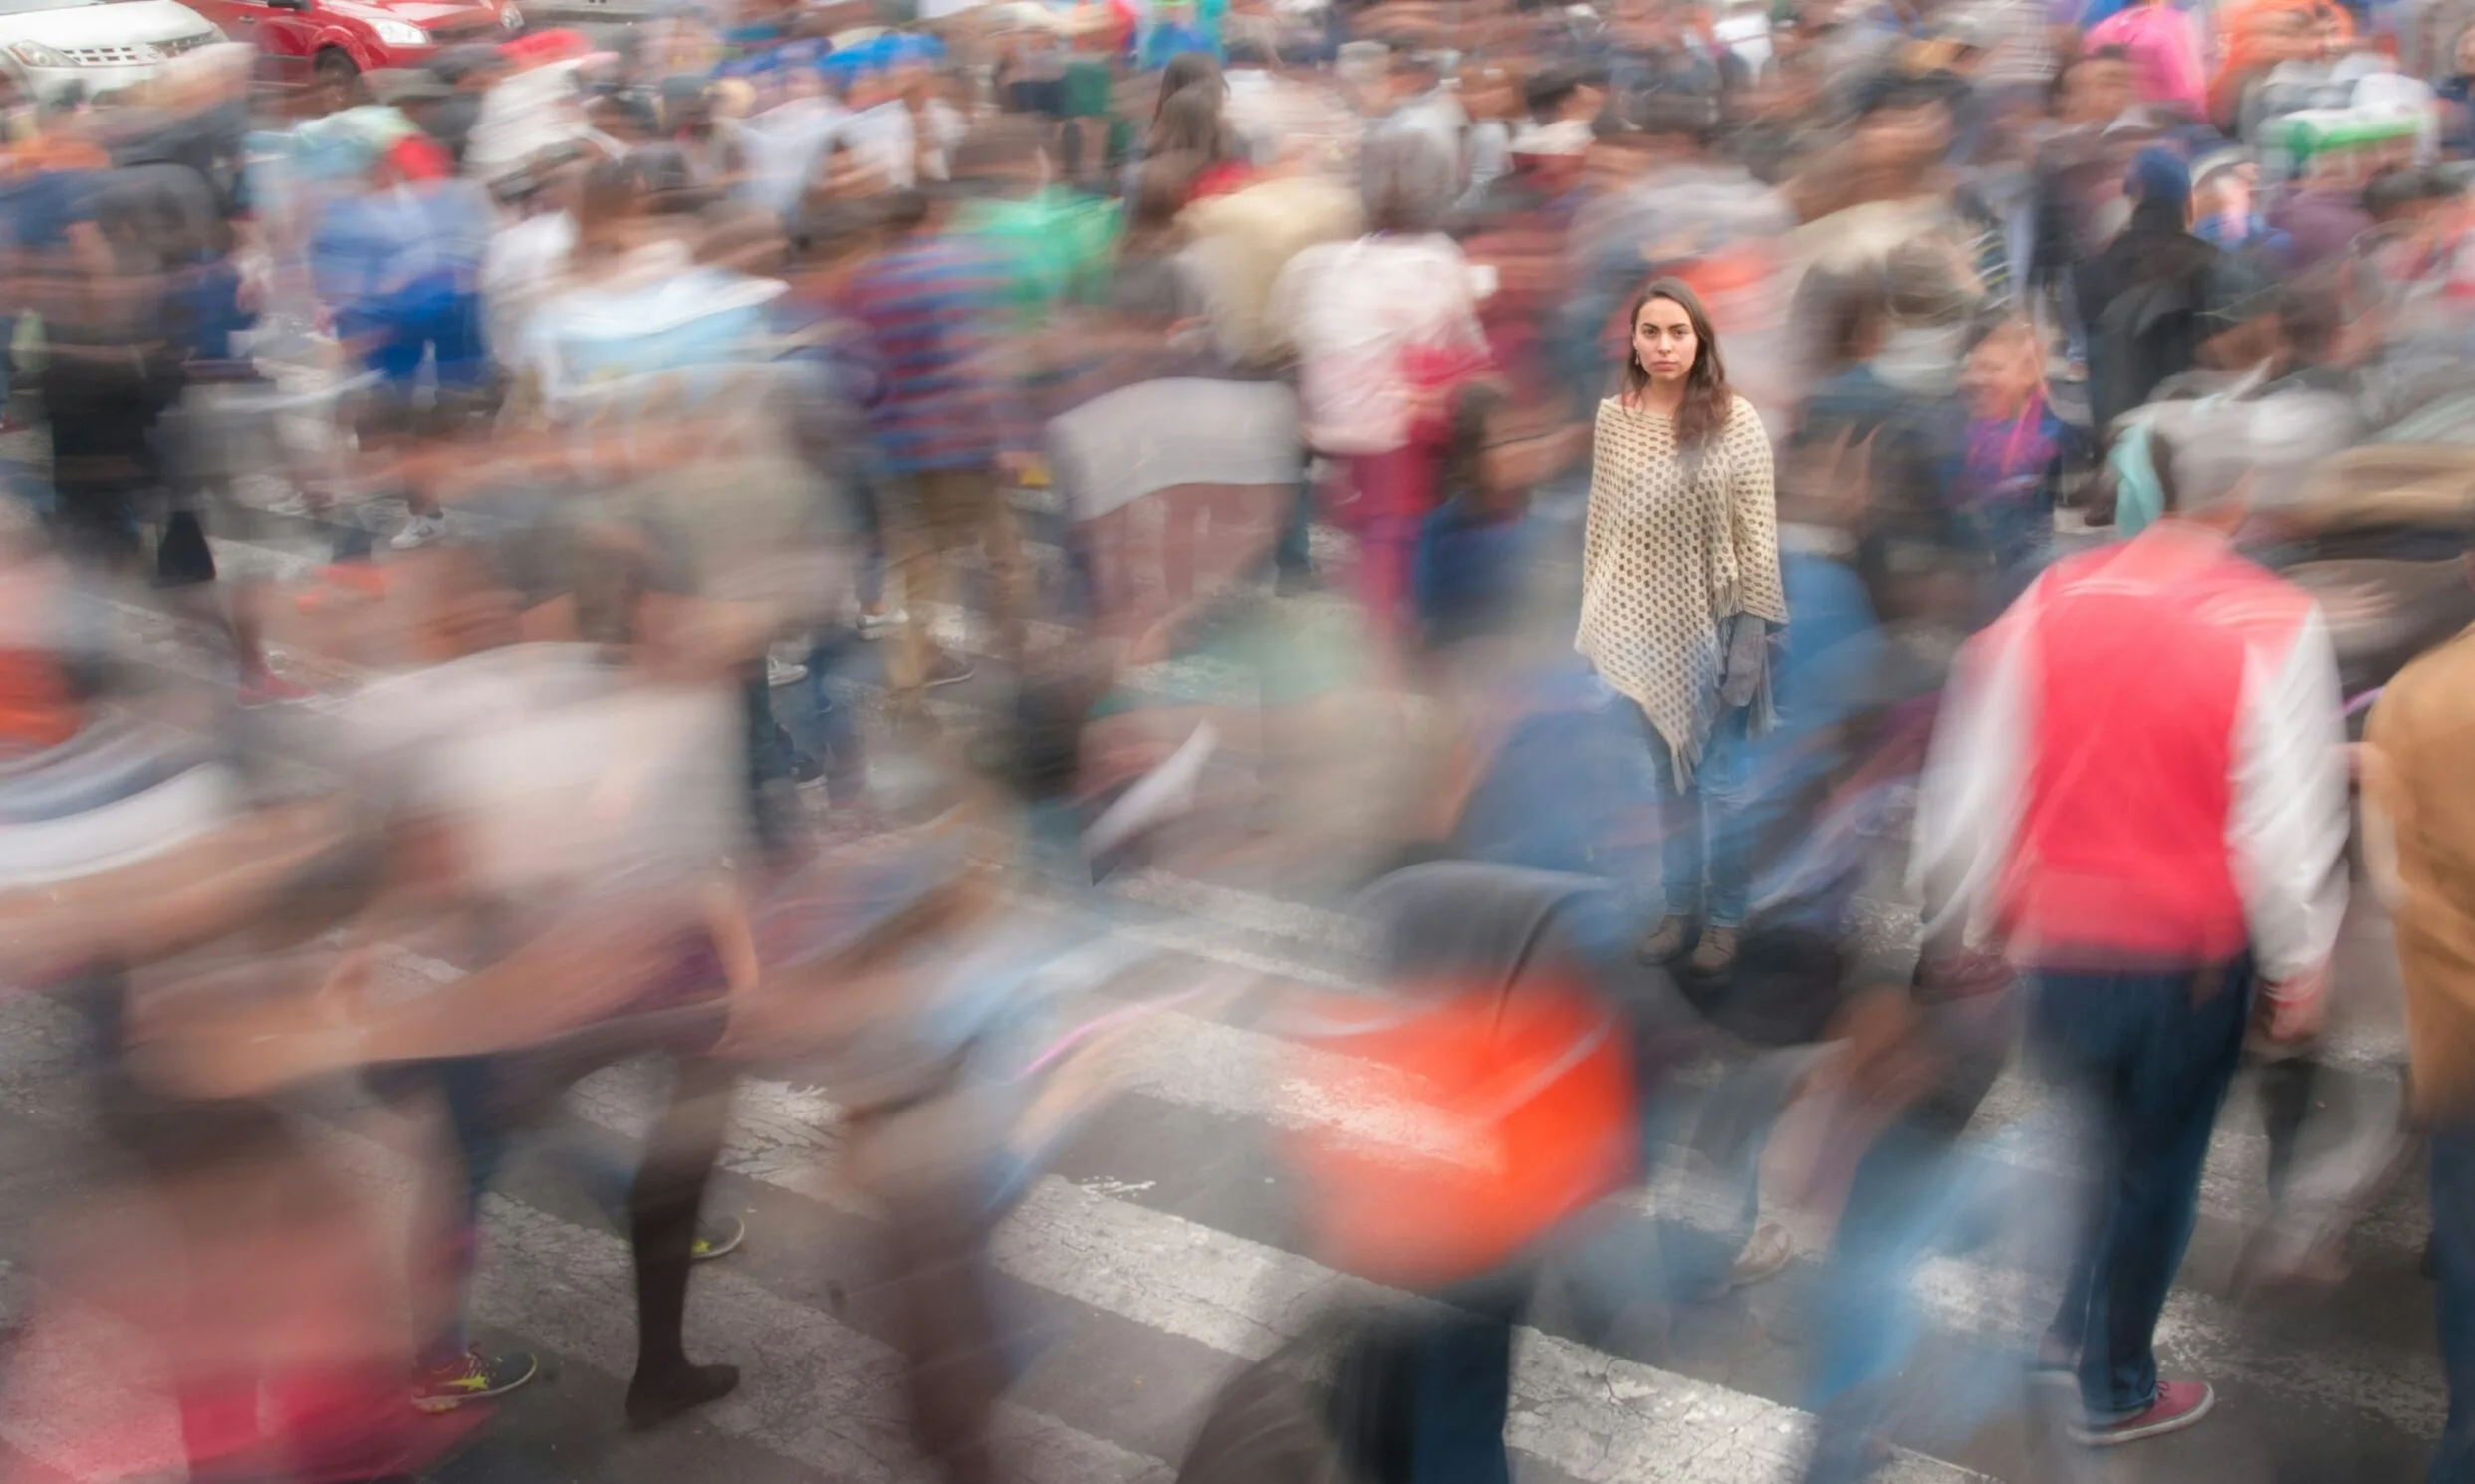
top-left (847, 234), bottom-right (1021, 475)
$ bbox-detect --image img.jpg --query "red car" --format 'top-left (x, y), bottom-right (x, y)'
top-left (188, 0), bottom-right (520, 89)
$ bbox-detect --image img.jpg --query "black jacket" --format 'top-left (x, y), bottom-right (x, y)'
top-left (2075, 205), bottom-right (2250, 430)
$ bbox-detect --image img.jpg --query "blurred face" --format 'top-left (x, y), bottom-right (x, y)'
top-left (2070, 58), bottom-right (2135, 123)
top-left (2200, 163), bottom-right (2256, 220)
top-left (2457, 24), bottom-right (2475, 73)
top-left (2312, 11), bottom-right (2345, 58)
top-left (1632, 295), bottom-right (1699, 385)
top-left (1962, 324), bottom-right (2041, 416)
top-left (2262, 10), bottom-right (2315, 63)
top-left (1856, 100), bottom-right (1950, 173)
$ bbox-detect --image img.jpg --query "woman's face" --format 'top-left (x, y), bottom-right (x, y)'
top-left (2456, 24), bottom-right (2475, 73)
top-left (1632, 296), bottom-right (1699, 386)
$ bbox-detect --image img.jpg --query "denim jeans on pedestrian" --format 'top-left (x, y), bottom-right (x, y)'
top-left (1643, 704), bottom-right (1756, 929)
top-left (2028, 956), bottom-right (2252, 1421)
top-left (417, 1056), bottom-right (512, 1370)
top-left (2428, 1124), bottom-right (2475, 1483)
top-left (1802, 996), bottom-right (2012, 1482)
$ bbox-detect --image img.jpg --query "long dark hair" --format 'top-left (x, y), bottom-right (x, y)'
top-left (1620, 277), bottom-right (1734, 463)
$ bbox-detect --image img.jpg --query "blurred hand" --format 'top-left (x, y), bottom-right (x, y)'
top-left (2263, 964), bottom-right (2329, 1045)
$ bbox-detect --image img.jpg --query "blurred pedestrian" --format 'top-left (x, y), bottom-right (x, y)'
top-left (1912, 427), bottom-right (2349, 1445)
top-left (2362, 520), bottom-right (2475, 1484)
top-left (1271, 130), bottom-right (1491, 669)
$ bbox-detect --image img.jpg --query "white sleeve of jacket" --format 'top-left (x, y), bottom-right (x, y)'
top-left (1909, 598), bottom-right (2037, 950)
top-left (2228, 603), bottom-right (2351, 986)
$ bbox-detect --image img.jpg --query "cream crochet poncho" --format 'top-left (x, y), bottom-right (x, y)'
top-left (1576, 392), bottom-right (1789, 788)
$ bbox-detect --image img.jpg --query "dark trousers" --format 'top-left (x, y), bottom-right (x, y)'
top-left (1275, 478), bottom-right (1314, 578)
top-left (1325, 1280), bottom-right (1525, 1484)
top-left (2429, 1124), bottom-right (2475, 1483)
top-left (409, 1003), bottom-right (735, 1391)
top-left (1402, 1287), bottom-right (1522, 1484)
top-left (2028, 957), bottom-right (2252, 1419)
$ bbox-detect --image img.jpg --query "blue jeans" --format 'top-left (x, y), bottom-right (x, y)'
top-left (2430, 1124), bottom-right (2475, 1482)
top-left (336, 276), bottom-right (484, 395)
top-left (1802, 993), bottom-right (2013, 1481)
top-left (2028, 957), bottom-right (2251, 1420)
top-left (418, 1057), bottom-right (512, 1369)
top-left (1644, 705), bottom-right (1755, 928)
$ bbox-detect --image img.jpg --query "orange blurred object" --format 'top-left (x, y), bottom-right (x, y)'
top-left (1288, 981), bottom-right (1639, 1290)
top-left (0, 649), bottom-right (79, 752)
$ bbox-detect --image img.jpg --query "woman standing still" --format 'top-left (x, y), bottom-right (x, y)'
top-left (1578, 280), bottom-right (1787, 975)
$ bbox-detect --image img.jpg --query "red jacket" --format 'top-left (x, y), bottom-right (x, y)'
top-left (1914, 522), bottom-right (2349, 980)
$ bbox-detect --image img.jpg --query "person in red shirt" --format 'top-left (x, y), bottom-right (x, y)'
top-left (1913, 428), bottom-right (2350, 1446)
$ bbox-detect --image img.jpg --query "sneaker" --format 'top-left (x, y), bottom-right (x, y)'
top-left (412, 1347), bottom-right (539, 1412)
top-left (924, 652), bottom-right (976, 688)
top-left (767, 653), bottom-right (808, 687)
top-left (2071, 1379), bottom-right (2215, 1446)
top-left (1635, 915), bottom-right (1691, 964)
top-left (788, 751), bottom-right (828, 790)
top-left (857, 607), bottom-right (907, 640)
top-left (1690, 925), bottom-right (1740, 975)
top-left (691, 1214), bottom-right (746, 1262)
top-left (391, 512), bottom-right (446, 550)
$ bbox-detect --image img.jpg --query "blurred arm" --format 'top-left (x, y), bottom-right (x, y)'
top-left (2230, 604), bottom-right (2350, 988)
top-left (1909, 597), bottom-right (2038, 953)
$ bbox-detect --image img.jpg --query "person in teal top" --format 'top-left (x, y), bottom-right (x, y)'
top-left (947, 124), bottom-right (1121, 323)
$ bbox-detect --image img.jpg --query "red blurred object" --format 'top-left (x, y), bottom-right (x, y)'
top-left (1287, 980), bottom-right (1639, 1290)
top-left (501, 26), bottom-right (590, 67)
top-left (186, 0), bottom-right (520, 90)
top-left (178, 1369), bottom-right (485, 1482)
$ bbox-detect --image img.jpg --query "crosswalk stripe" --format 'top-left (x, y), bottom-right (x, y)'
top-left (568, 1003), bottom-right (2449, 1448)
top-left (567, 1064), bottom-right (1999, 1483)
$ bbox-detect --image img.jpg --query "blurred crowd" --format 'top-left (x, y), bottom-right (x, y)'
top-left (9, 0), bottom-right (2475, 1477)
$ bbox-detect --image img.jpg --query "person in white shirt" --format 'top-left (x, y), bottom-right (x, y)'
top-left (1270, 131), bottom-right (1491, 666)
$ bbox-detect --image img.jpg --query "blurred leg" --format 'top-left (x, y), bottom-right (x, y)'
top-left (1406, 1294), bottom-right (1519, 1484)
top-left (2032, 963), bottom-right (2248, 1421)
top-left (971, 466), bottom-right (1032, 664)
top-left (884, 473), bottom-right (951, 715)
top-left (416, 1058), bottom-right (509, 1371)
top-left (626, 1053), bottom-right (741, 1426)
top-left (1274, 477), bottom-right (1313, 583)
